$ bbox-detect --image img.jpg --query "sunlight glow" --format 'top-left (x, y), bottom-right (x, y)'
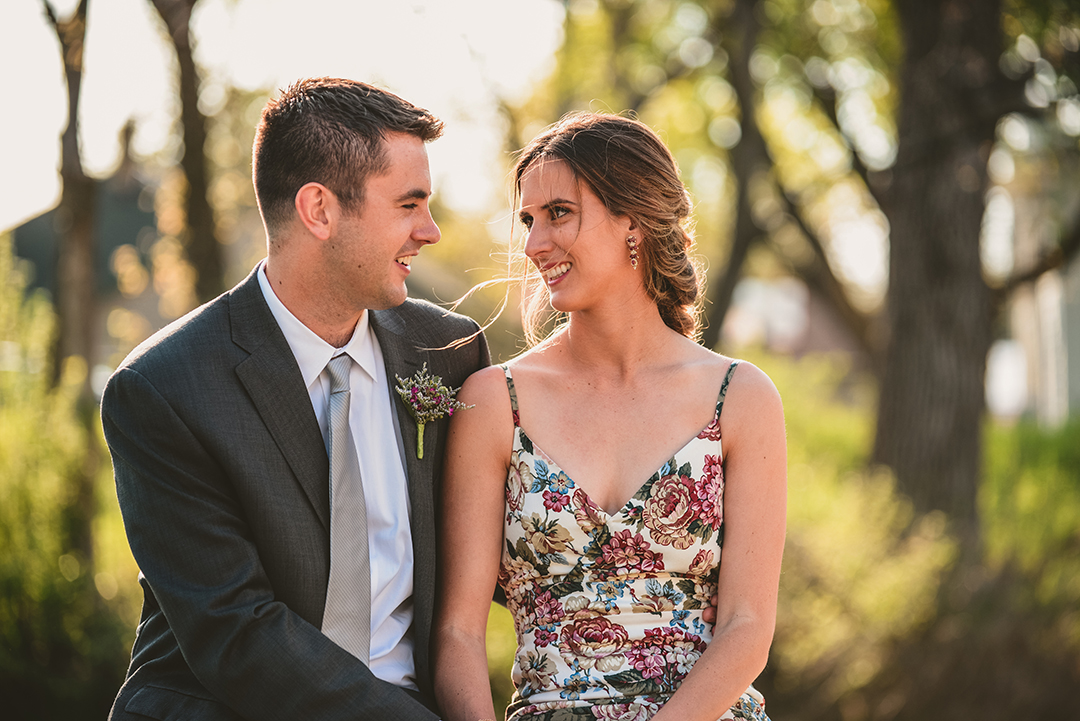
top-left (0, 0), bottom-right (563, 231)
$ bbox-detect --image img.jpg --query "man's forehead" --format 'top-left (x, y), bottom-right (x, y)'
top-left (366, 136), bottom-right (432, 195)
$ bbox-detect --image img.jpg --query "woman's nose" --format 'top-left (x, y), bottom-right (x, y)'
top-left (524, 226), bottom-right (552, 260)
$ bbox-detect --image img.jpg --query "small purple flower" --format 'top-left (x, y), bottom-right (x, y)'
top-left (394, 363), bottom-right (472, 459)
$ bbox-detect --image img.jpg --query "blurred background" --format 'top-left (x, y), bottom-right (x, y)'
top-left (2, 0), bottom-right (1079, 719)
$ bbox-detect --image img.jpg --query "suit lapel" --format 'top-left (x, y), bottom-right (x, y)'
top-left (230, 269), bottom-right (330, 532)
top-left (371, 307), bottom-right (438, 690)
top-left (371, 309), bottom-right (430, 499)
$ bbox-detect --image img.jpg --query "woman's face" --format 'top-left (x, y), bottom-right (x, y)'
top-left (518, 159), bottom-right (634, 313)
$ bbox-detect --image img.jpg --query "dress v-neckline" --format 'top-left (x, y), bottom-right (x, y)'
top-left (502, 361), bottom-right (739, 517)
top-left (515, 422), bottom-right (717, 518)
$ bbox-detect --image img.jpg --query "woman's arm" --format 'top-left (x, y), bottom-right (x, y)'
top-left (653, 361), bottom-right (788, 721)
top-left (434, 365), bottom-right (517, 721)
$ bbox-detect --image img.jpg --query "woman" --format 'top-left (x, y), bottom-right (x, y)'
top-left (434, 113), bottom-right (786, 721)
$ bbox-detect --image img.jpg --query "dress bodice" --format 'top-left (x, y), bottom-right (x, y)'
top-left (497, 363), bottom-right (768, 721)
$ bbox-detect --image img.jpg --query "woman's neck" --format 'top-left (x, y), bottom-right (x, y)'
top-left (559, 301), bottom-right (682, 378)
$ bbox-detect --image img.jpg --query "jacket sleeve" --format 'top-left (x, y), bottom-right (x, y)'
top-left (102, 366), bottom-right (439, 721)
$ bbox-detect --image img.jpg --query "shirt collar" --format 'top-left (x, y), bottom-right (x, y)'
top-left (256, 260), bottom-right (377, 388)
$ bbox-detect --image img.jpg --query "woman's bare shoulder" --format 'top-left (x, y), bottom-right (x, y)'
top-left (458, 364), bottom-right (512, 407)
top-left (719, 358), bottom-right (785, 434)
top-left (726, 358), bottom-right (781, 399)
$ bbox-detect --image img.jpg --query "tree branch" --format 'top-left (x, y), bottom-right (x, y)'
top-left (995, 214), bottom-right (1080, 299)
top-left (811, 83), bottom-right (889, 211)
top-left (772, 185), bottom-right (884, 372)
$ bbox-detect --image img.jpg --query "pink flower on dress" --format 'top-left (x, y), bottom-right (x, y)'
top-left (559, 616), bottom-right (629, 671)
top-left (533, 627), bottom-right (558, 647)
top-left (592, 700), bottom-right (658, 720)
top-left (697, 413), bottom-right (721, 441)
top-left (688, 549), bottom-right (715, 577)
top-left (543, 489), bottom-right (571, 511)
top-left (574, 489), bottom-right (606, 534)
top-left (598, 529), bottom-right (664, 575)
top-left (626, 642), bottom-right (666, 679)
top-left (626, 627), bottom-right (706, 685)
top-left (691, 454), bottom-right (724, 529)
top-left (641, 473), bottom-right (697, 550)
top-left (532, 590), bottom-right (566, 627)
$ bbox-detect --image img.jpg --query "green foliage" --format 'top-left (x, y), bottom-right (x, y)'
top-left (746, 352), bottom-right (957, 704)
top-left (982, 419), bottom-right (1080, 644)
top-left (486, 602), bottom-right (519, 718)
top-left (0, 234), bottom-right (136, 718)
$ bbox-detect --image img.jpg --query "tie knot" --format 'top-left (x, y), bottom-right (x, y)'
top-left (327, 354), bottom-right (352, 394)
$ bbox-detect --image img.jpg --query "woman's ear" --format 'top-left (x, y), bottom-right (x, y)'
top-left (294, 182), bottom-right (338, 241)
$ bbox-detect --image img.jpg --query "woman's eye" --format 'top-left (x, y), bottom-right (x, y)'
top-left (550, 206), bottom-right (569, 220)
top-left (520, 215), bottom-right (533, 229)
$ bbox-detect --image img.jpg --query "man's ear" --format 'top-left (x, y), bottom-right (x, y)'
top-left (294, 182), bottom-right (337, 241)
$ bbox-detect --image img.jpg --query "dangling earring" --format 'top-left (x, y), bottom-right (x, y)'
top-left (627, 235), bottom-right (639, 270)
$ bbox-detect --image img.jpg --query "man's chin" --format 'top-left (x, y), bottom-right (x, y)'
top-left (369, 288), bottom-right (410, 311)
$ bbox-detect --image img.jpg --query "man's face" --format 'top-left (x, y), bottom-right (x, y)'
top-left (329, 131), bottom-right (440, 311)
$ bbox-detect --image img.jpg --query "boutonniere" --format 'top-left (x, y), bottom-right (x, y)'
top-left (394, 363), bottom-right (473, 459)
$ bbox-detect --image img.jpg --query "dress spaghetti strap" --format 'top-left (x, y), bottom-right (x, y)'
top-left (715, 359), bottom-right (741, 419)
top-left (500, 364), bottom-right (521, 428)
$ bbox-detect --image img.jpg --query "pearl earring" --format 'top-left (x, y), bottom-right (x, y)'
top-left (627, 235), bottom-right (639, 270)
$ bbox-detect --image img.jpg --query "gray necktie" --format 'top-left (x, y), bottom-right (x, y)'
top-left (321, 353), bottom-right (371, 662)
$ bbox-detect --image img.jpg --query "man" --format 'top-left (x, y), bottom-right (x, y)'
top-left (102, 78), bottom-right (488, 720)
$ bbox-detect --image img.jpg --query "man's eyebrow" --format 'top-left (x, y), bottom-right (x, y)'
top-left (395, 188), bottom-right (431, 203)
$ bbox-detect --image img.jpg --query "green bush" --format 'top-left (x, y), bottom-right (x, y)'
top-left (0, 235), bottom-right (137, 719)
top-left (749, 352), bottom-right (957, 709)
top-left (982, 419), bottom-right (1080, 644)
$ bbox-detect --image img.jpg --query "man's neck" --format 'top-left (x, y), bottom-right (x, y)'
top-left (262, 258), bottom-right (363, 348)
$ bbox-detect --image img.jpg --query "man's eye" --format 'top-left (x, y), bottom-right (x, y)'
top-left (403, 203), bottom-right (418, 210)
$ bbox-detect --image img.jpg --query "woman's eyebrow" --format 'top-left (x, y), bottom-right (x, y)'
top-left (519, 198), bottom-right (577, 214)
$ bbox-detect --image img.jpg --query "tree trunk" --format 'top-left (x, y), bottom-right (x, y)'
top-left (151, 0), bottom-right (224, 303)
top-left (44, 0), bottom-right (99, 563)
top-left (701, 0), bottom-right (768, 351)
top-left (873, 0), bottom-right (1002, 526)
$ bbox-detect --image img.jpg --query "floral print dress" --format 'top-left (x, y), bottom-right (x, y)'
top-left (497, 362), bottom-right (768, 721)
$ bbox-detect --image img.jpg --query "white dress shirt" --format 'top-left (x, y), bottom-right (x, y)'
top-left (257, 261), bottom-right (417, 690)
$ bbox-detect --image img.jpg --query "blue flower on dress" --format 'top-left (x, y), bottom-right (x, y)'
top-left (559, 664), bottom-right (591, 701)
top-left (670, 609), bottom-right (690, 630)
top-left (549, 470), bottom-right (575, 494)
top-left (593, 578), bottom-right (628, 610)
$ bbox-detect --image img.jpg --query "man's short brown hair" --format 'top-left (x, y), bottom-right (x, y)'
top-left (252, 77), bottom-right (443, 235)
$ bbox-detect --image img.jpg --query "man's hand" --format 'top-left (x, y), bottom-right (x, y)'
top-left (701, 594), bottom-right (719, 625)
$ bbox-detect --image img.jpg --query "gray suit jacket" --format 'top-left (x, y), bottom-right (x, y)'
top-left (102, 266), bottom-right (489, 720)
